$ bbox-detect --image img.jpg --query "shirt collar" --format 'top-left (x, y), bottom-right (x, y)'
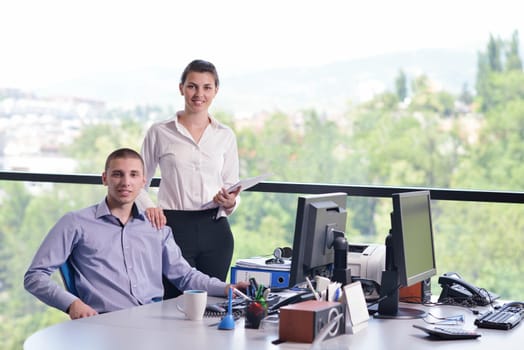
top-left (208, 115), bottom-right (221, 128)
top-left (95, 198), bottom-right (145, 221)
top-left (170, 113), bottom-right (225, 131)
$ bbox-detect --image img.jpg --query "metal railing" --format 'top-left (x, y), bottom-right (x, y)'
top-left (1, 171), bottom-right (524, 203)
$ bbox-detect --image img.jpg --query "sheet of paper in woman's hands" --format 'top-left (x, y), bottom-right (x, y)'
top-left (201, 173), bottom-right (271, 209)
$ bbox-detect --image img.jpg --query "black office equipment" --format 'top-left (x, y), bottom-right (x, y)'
top-left (204, 307), bottom-right (244, 320)
top-left (206, 297), bottom-right (247, 317)
top-left (474, 302), bottom-right (524, 330)
top-left (374, 191), bottom-right (437, 319)
top-left (205, 303), bottom-right (226, 314)
top-left (289, 193), bottom-right (348, 288)
top-left (412, 324), bottom-right (481, 340)
top-left (266, 290), bottom-right (316, 313)
top-left (438, 272), bottom-right (499, 306)
top-left (265, 246), bottom-right (293, 264)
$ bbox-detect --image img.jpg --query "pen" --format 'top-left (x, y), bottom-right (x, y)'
top-left (334, 287), bottom-right (340, 302)
top-left (248, 278), bottom-right (258, 298)
top-left (249, 277), bottom-right (258, 290)
top-left (233, 287), bottom-right (252, 301)
top-left (305, 276), bottom-right (320, 301)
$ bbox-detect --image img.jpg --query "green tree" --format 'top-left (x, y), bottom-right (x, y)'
top-left (459, 82), bottom-right (473, 105)
top-left (478, 71), bottom-right (524, 115)
top-left (443, 36), bottom-right (524, 298)
top-left (65, 118), bottom-right (145, 173)
top-left (475, 50), bottom-right (491, 111)
top-left (487, 34), bottom-right (503, 72)
top-left (476, 31), bottom-right (523, 111)
top-left (410, 75), bottom-right (455, 116)
top-left (0, 182), bottom-right (80, 348)
top-left (395, 69), bottom-right (407, 102)
top-left (505, 30), bottom-right (522, 71)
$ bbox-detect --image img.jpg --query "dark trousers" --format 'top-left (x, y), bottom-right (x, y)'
top-left (162, 208), bottom-right (234, 299)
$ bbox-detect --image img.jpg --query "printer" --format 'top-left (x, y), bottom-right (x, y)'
top-left (347, 243), bottom-right (385, 299)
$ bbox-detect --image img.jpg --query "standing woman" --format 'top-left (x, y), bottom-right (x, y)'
top-left (137, 59), bottom-right (241, 299)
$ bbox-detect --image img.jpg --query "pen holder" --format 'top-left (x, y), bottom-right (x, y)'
top-left (245, 300), bottom-right (268, 329)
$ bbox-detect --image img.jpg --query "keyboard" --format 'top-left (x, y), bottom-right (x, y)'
top-left (474, 302), bottom-right (524, 330)
top-left (413, 324), bottom-right (481, 340)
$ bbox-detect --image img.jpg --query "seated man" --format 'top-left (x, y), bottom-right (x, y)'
top-left (24, 147), bottom-right (246, 319)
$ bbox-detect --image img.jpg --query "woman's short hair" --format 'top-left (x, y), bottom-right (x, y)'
top-left (180, 59), bottom-right (219, 87)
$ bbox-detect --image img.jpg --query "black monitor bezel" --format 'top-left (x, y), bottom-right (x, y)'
top-left (375, 190), bottom-right (437, 319)
top-left (393, 190), bottom-right (437, 287)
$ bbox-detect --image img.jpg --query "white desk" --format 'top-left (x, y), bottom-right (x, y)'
top-left (24, 297), bottom-right (524, 350)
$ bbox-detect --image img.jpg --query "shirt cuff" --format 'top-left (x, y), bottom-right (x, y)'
top-left (208, 279), bottom-right (228, 297)
top-left (217, 196), bottom-right (241, 217)
top-left (58, 293), bottom-right (80, 313)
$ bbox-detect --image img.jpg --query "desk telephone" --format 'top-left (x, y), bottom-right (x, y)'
top-left (437, 272), bottom-right (499, 306)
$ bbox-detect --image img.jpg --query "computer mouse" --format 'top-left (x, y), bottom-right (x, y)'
top-left (206, 303), bottom-right (226, 313)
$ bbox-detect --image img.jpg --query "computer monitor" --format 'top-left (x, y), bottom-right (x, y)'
top-left (289, 192), bottom-right (348, 288)
top-left (375, 190), bottom-right (437, 319)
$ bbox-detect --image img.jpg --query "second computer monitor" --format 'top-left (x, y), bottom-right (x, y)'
top-left (289, 192), bottom-right (348, 287)
top-left (394, 191), bottom-right (437, 287)
top-left (375, 190), bottom-right (437, 319)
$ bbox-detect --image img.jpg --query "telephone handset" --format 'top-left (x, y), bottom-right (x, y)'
top-left (437, 272), bottom-right (499, 306)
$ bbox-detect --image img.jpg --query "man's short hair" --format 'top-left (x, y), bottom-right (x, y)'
top-left (104, 148), bottom-right (144, 172)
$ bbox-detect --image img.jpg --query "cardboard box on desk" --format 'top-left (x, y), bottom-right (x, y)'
top-left (278, 300), bottom-right (345, 343)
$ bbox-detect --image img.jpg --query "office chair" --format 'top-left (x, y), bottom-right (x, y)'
top-left (59, 259), bottom-right (79, 297)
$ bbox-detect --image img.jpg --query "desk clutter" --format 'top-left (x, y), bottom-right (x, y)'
top-left (226, 225), bottom-right (522, 345)
top-left (205, 275), bottom-right (374, 344)
top-left (204, 277), bottom-right (524, 346)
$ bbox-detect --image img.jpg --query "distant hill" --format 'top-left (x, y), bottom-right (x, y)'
top-left (39, 48), bottom-right (478, 116)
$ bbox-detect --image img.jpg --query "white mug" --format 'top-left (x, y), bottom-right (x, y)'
top-left (180, 290), bottom-right (207, 321)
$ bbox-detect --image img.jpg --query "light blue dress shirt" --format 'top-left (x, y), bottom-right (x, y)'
top-left (24, 199), bottom-right (227, 313)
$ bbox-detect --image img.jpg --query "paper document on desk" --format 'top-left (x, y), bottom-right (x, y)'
top-left (201, 173), bottom-right (271, 209)
top-left (235, 257), bottom-right (291, 271)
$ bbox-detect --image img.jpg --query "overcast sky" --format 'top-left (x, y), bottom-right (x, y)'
top-left (1, 0), bottom-right (523, 90)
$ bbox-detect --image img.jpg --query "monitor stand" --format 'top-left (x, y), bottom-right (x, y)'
top-left (374, 307), bottom-right (426, 319)
top-left (373, 270), bottom-right (426, 319)
top-left (332, 234), bottom-right (351, 285)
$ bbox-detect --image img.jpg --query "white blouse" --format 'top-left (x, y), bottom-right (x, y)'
top-left (137, 115), bottom-right (240, 218)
